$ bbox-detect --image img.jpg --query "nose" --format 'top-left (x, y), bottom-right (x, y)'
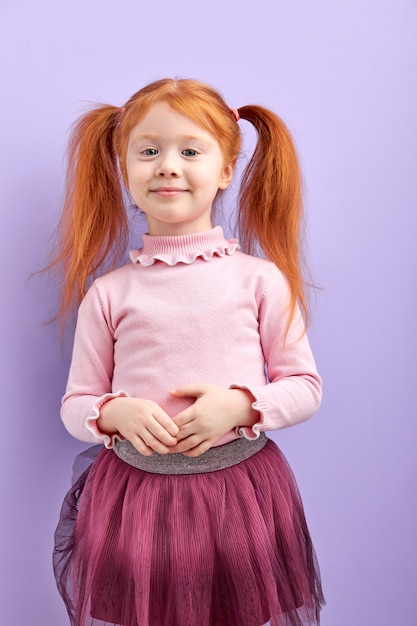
top-left (155, 152), bottom-right (181, 178)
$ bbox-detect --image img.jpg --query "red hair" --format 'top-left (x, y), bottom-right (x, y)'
top-left (49, 78), bottom-right (308, 329)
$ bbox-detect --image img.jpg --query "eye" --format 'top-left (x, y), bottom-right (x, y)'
top-left (142, 148), bottom-right (158, 157)
top-left (182, 148), bottom-right (199, 157)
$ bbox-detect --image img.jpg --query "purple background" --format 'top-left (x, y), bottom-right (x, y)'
top-left (1, 1), bottom-right (416, 624)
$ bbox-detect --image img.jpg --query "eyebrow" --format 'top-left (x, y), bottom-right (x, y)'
top-left (130, 133), bottom-right (211, 144)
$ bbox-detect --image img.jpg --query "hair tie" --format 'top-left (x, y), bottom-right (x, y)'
top-left (231, 108), bottom-right (240, 122)
top-left (120, 106), bottom-right (126, 114)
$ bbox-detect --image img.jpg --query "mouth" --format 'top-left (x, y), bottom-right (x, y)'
top-left (150, 187), bottom-right (187, 197)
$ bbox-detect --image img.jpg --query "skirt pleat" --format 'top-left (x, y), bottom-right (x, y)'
top-left (54, 439), bottom-right (324, 626)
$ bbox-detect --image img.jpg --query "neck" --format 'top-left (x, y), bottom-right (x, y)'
top-left (146, 217), bottom-right (213, 237)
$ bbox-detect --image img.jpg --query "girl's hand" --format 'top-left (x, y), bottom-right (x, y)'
top-left (97, 397), bottom-right (179, 456)
top-left (169, 384), bottom-right (259, 457)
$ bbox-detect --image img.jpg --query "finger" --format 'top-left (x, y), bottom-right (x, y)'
top-left (147, 419), bottom-right (178, 446)
top-left (150, 408), bottom-right (180, 439)
top-left (132, 433), bottom-right (174, 456)
top-left (169, 434), bottom-right (202, 454)
top-left (175, 422), bottom-right (198, 442)
top-left (131, 436), bottom-right (154, 457)
top-left (144, 432), bottom-right (176, 455)
top-left (169, 384), bottom-right (209, 399)
top-left (183, 440), bottom-right (212, 457)
top-left (171, 407), bottom-right (195, 429)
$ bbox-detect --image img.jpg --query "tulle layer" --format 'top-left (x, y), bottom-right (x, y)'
top-left (54, 440), bottom-right (324, 626)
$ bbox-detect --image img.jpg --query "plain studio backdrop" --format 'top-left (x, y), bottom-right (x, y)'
top-left (1, 1), bottom-right (416, 624)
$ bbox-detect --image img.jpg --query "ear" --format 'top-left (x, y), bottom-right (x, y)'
top-left (218, 162), bottom-right (234, 190)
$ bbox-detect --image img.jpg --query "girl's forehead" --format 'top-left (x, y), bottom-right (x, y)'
top-left (128, 102), bottom-right (217, 143)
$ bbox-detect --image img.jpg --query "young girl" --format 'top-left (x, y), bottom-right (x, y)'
top-left (52, 78), bottom-right (324, 626)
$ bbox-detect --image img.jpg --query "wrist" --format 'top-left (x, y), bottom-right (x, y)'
top-left (229, 389), bottom-right (259, 428)
top-left (96, 397), bottom-right (123, 436)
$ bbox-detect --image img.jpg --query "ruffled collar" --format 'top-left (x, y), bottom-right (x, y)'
top-left (129, 226), bottom-right (240, 267)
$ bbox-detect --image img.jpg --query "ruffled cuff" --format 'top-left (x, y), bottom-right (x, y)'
top-left (85, 390), bottom-right (129, 448)
top-left (229, 384), bottom-right (267, 440)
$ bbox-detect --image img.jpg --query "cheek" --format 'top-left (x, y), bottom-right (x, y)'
top-left (192, 168), bottom-right (219, 189)
top-left (126, 175), bottom-right (144, 203)
top-left (126, 166), bottom-right (146, 190)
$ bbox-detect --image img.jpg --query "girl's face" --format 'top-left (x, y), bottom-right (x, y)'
top-left (125, 102), bottom-right (234, 236)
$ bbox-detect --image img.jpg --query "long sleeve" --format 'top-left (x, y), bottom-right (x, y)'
top-left (232, 265), bottom-right (322, 439)
top-left (61, 283), bottom-right (128, 447)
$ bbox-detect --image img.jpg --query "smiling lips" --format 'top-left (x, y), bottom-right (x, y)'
top-left (150, 187), bottom-right (187, 197)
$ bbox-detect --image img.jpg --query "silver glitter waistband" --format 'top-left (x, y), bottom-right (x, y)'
top-left (113, 433), bottom-right (268, 475)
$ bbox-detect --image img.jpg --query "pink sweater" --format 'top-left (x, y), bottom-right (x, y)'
top-left (61, 227), bottom-right (322, 448)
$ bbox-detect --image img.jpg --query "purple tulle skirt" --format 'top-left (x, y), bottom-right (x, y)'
top-left (53, 439), bottom-right (324, 626)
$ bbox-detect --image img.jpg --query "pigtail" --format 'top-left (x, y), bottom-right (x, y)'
top-left (237, 105), bottom-right (308, 329)
top-left (51, 105), bottom-right (128, 322)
